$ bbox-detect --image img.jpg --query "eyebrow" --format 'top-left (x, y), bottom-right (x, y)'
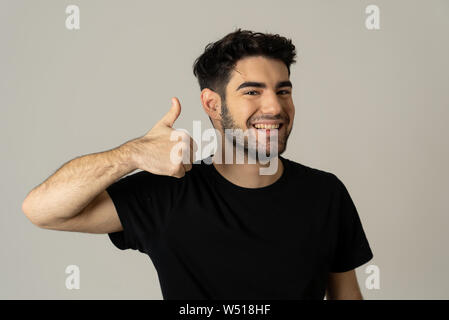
top-left (235, 80), bottom-right (293, 91)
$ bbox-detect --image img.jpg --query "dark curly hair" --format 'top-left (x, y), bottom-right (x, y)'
top-left (192, 28), bottom-right (297, 102)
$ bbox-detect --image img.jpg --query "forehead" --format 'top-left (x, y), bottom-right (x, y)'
top-left (228, 56), bottom-right (289, 87)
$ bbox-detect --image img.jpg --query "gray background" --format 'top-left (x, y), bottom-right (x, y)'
top-left (1, 0), bottom-right (448, 299)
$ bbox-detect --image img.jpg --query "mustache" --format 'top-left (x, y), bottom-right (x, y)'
top-left (248, 114), bottom-right (290, 123)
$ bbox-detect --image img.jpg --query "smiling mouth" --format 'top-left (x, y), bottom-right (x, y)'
top-left (252, 123), bottom-right (282, 130)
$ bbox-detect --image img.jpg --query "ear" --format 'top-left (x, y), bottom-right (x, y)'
top-left (200, 88), bottom-right (222, 121)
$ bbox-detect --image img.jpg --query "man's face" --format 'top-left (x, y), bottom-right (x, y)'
top-left (219, 56), bottom-right (295, 158)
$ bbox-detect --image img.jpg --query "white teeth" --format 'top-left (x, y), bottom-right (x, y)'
top-left (253, 123), bottom-right (280, 129)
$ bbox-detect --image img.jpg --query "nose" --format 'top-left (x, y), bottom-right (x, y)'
top-left (259, 91), bottom-right (283, 115)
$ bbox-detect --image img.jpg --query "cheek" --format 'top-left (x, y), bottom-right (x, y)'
top-left (286, 105), bottom-right (295, 129)
top-left (285, 103), bottom-right (294, 119)
top-left (232, 104), bottom-right (258, 125)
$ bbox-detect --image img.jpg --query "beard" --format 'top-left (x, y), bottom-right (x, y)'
top-left (219, 100), bottom-right (291, 160)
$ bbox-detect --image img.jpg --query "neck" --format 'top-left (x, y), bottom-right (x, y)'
top-left (211, 151), bottom-right (284, 189)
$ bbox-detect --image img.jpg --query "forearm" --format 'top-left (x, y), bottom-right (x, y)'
top-left (22, 142), bottom-right (137, 226)
top-left (325, 289), bottom-right (364, 300)
top-left (325, 270), bottom-right (364, 300)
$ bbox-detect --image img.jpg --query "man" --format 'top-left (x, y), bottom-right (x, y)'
top-left (22, 29), bottom-right (373, 300)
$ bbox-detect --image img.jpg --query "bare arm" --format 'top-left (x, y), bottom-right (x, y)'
top-left (325, 269), bottom-right (364, 300)
top-left (21, 142), bottom-right (137, 233)
top-left (21, 97), bottom-right (194, 234)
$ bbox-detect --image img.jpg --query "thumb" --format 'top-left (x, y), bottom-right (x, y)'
top-left (158, 97), bottom-right (181, 127)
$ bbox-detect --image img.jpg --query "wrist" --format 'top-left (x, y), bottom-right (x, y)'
top-left (115, 141), bottom-right (140, 172)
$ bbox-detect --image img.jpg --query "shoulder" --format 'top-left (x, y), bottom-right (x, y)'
top-left (282, 157), bottom-right (343, 191)
top-left (112, 169), bottom-right (186, 190)
top-left (283, 157), bottom-right (339, 181)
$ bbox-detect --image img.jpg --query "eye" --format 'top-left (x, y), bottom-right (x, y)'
top-left (244, 90), bottom-right (291, 96)
top-left (244, 90), bottom-right (259, 96)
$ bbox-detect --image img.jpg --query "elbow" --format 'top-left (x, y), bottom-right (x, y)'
top-left (21, 198), bottom-right (48, 228)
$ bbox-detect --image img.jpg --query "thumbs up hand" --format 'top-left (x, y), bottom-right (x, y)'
top-left (125, 97), bottom-right (196, 178)
top-left (155, 97), bottom-right (182, 128)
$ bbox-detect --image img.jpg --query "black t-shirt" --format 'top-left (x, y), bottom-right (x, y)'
top-left (106, 156), bottom-right (373, 300)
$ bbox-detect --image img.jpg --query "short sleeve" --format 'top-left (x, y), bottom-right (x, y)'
top-left (329, 176), bottom-right (374, 273)
top-left (106, 170), bottom-right (177, 254)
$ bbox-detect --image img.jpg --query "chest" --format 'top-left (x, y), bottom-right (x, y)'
top-left (160, 193), bottom-right (334, 293)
